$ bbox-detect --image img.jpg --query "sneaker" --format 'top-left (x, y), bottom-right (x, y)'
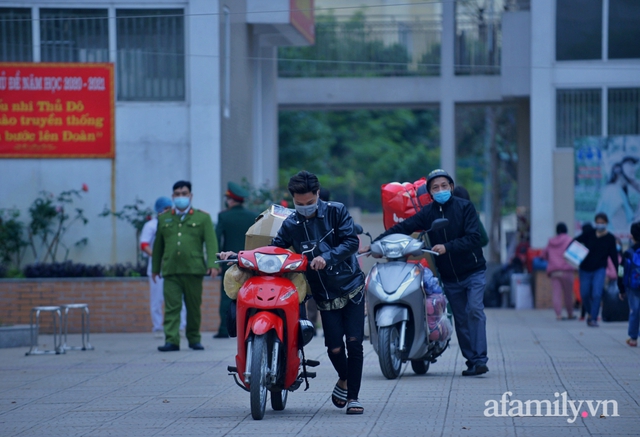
top-left (587, 320), bottom-right (599, 327)
top-left (189, 343), bottom-right (205, 350)
top-left (153, 331), bottom-right (164, 339)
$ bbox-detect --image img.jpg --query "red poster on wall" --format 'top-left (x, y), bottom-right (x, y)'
top-left (0, 63), bottom-right (114, 158)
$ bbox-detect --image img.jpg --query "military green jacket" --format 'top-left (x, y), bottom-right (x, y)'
top-left (216, 205), bottom-right (258, 253)
top-left (152, 208), bottom-right (219, 276)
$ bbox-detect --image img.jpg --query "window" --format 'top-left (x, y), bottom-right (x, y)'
top-left (609, 88), bottom-right (640, 135)
top-left (556, 89), bottom-right (602, 148)
top-left (608, 0), bottom-right (640, 59)
top-left (40, 9), bottom-right (108, 63)
top-left (556, 0), bottom-right (602, 61)
top-left (0, 8), bottom-right (32, 61)
top-left (116, 9), bottom-right (185, 101)
top-left (222, 7), bottom-right (230, 118)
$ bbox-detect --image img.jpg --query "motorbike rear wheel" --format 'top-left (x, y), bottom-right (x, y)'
top-left (410, 359), bottom-right (430, 375)
top-left (378, 325), bottom-right (402, 379)
top-left (250, 335), bottom-right (268, 420)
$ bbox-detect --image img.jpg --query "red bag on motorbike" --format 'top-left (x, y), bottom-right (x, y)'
top-left (381, 178), bottom-right (432, 230)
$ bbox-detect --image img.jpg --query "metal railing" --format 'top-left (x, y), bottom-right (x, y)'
top-left (0, 8), bottom-right (32, 62)
top-left (278, 15), bottom-right (441, 78)
top-left (40, 9), bottom-right (109, 63)
top-left (556, 89), bottom-right (602, 148)
top-left (455, 16), bottom-right (501, 75)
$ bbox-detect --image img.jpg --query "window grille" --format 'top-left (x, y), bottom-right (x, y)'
top-left (40, 9), bottom-right (109, 63)
top-left (556, 89), bottom-right (602, 148)
top-left (0, 8), bottom-right (32, 62)
top-left (608, 88), bottom-right (640, 135)
top-left (116, 9), bottom-right (185, 101)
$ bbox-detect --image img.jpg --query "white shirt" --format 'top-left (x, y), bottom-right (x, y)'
top-left (140, 217), bottom-right (158, 276)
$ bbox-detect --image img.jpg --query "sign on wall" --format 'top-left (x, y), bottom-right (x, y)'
top-left (290, 0), bottom-right (315, 44)
top-left (575, 136), bottom-right (640, 241)
top-left (0, 63), bottom-right (114, 158)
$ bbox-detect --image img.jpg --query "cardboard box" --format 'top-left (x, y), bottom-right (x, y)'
top-left (244, 204), bottom-right (294, 250)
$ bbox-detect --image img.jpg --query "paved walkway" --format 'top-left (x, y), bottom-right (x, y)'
top-left (0, 309), bottom-right (638, 437)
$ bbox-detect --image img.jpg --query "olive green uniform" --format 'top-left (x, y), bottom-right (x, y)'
top-left (152, 208), bottom-right (219, 345)
top-left (215, 205), bottom-right (258, 335)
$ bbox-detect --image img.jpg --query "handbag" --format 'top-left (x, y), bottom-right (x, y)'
top-left (563, 240), bottom-right (589, 268)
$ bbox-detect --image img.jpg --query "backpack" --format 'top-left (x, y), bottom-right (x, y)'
top-left (623, 248), bottom-right (640, 290)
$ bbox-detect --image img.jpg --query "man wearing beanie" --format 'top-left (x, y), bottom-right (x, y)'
top-left (140, 197), bottom-right (187, 337)
top-left (213, 182), bottom-right (258, 338)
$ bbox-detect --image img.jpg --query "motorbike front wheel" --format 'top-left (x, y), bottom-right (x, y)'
top-left (250, 335), bottom-right (269, 420)
top-left (410, 359), bottom-right (430, 375)
top-left (378, 325), bottom-right (402, 379)
top-left (270, 388), bottom-right (288, 411)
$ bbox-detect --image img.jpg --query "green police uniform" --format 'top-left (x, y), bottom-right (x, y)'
top-left (152, 207), bottom-right (219, 346)
top-left (215, 182), bottom-right (258, 336)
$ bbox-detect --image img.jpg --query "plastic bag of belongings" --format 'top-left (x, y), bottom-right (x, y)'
top-left (423, 268), bottom-right (453, 344)
top-left (223, 263), bottom-right (311, 303)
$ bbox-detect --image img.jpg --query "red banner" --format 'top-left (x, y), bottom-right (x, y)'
top-left (0, 63), bottom-right (114, 158)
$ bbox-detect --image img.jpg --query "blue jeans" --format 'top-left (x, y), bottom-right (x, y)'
top-left (628, 289), bottom-right (640, 340)
top-left (443, 270), bottom-right (488, 367)
top-left (579, 268), bottom-right (606, 321)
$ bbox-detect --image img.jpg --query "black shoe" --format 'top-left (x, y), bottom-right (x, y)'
top-left (213, 332), bottom-right (229, 339)
top-left (189, 342), bottom-right (205, 350)
top-left (158, 343), bottom-right (179, 352)
top-left (462, 364), bottom-right (489, 376)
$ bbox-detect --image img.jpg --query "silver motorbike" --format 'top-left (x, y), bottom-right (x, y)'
top-left (362, 218), bottom-right (451, 379)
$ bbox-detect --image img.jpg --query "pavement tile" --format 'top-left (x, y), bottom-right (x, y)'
top-left (1, 309), bottom-right (639, 436)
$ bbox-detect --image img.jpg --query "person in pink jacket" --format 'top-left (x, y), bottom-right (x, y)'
top-left (542, 222), bottom-right (577, 320)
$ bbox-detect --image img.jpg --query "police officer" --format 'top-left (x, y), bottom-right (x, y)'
top-left (213, 182), bottom-right (258, 338)
top-left (152, 180), bottom-right (220, 351)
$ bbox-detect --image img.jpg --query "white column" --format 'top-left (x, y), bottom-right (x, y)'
top-left (32, 7), bottom-right (40, 62)
top-left (260, 45), bottom-right (279, 188)
top-left (530, 0), bottom-right (555, 247)
top-left (188, 0), bottom-right (221, 217)
top-left (440, 0), bottom-right (456, 177)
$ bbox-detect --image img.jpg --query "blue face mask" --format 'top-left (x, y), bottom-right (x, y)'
top-left (295, 202), bottom-right (318, 218)
top-left (594, 223), bottom-right (607, 232)
top-left (432, 190), bottom-right (452, 204)
top-left (173, 196), bottom-right (190, 211)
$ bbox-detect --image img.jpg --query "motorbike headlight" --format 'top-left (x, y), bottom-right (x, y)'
top-left (381, 240), bottom-right (409, 258)
top-left (255, 253), bottom-right (288, 274)
top-left (240, 256), bottom-right (255, 269)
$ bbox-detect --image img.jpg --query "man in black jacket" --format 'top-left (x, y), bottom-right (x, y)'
top-left (367, 169), bottom-right (489, 376)
top-left (271, 171), bottom-right (366, 414)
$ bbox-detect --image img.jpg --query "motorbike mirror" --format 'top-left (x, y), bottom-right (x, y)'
top-left (427, 218), bottom-right (449, 233)
top-left (354, 224), bottom-right (363, 235)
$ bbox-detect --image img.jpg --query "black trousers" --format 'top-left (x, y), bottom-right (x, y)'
top-left (320, 291), bottom-right (365, 400)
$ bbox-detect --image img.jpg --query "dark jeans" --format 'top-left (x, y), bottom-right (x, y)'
top-left (443, 270), bottom-right (488, 367)
top-left (320, 291), bottom-right (365, 400)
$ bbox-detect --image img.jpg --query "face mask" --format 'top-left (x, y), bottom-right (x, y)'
top-left (616, 244), bottom-right (621, 252)
top-left (594, 223), bottom-right (607, 231)
top-left (174, 196), bottom-right (190, 211)
top-left (432, 190), bottom-right (452, 204)
top-left (295, 202), bottom-right (318, 218)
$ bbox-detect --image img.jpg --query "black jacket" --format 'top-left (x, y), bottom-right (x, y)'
top-left (271, 200), bottom-right (365, 301)
top-left (376, 196), bottom-right (486, 283)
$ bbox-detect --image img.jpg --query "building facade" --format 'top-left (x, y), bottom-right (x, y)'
top-left (0, 0), bottom-right (312, 264)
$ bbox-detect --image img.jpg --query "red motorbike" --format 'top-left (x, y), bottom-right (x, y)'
top-left (222, 246), bottom-right (318, 420)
